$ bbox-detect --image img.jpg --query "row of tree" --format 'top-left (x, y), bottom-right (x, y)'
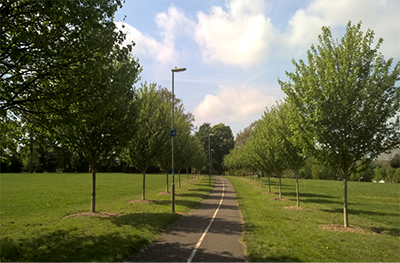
top-left (224, 21), bottom-right (400, 228)
top-left (0, 0), bottom-right (224, 213)
top-left (1, 0), bottom-right (237, 213)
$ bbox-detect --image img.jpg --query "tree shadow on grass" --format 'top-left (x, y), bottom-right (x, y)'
top-left (320, 208), bottom-right (393, 217)
top-left (0, 229), bottom-right (148, 262)
top-left (284, 192), bottom-right (337, 199)
top-left (109, 212), bottom-right (180, 230)
top-left (129, 240), bottom-right (246, 262)
top-left (249, 254), bottom-right (302, 262)
top-left (370, 226), bottom-right (400, 237)
top-left (0, 212), bottom-right (180, 262)
top-left (187, 187), bottom-right (213, 193)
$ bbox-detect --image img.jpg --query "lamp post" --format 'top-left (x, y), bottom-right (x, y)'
top-left (208, 134), bottom-right (214, 186)
top-left (171, 66), bottom-right (186, 213)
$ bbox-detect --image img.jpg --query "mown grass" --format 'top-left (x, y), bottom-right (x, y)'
top-left (0, 173), bottom-right (215, 262)
top-left (226, 176), bottom-right (400, 262)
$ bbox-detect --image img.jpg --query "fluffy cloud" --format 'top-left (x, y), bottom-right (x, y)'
top-left (194, 0), bottom-right (276, 66)
top-left (117, 0), bottom-right (400, 65)
top-left (283, 0), bottom-right (400, 58)
top-left (194, 85), bottom-right (277, 125)
top-left (115, 6), bottom-right (194, 64)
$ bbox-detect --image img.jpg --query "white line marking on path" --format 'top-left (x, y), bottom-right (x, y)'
top-left (187, 177), bottom-right (225, 263)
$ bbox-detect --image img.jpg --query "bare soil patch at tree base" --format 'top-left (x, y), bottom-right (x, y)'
top-left (319, 224), bottom-right (376, 235)
top-left (64, 212), bottom-right (122, 218)
top-left (284, 206), bottom-right (311, 210)
top-left (254, 186), bottom-right (263, 188)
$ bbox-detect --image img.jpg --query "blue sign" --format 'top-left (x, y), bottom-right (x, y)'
top-left (170, 129), bottom-right (176, 137)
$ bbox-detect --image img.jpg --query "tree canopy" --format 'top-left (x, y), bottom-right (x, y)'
top-left (279, 21), bottom-right (400, 226)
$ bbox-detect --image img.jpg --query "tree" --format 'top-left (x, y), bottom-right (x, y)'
top-left (390, 153), bottom-right (400, 169)
top-left (274, 102), bottom-right (305, 206)
top-left (373, 167), bottom-right (386, 182)
top-left (1, 0), bottom-right (126, 114)
top-left (235, 122), bottom-right (257, 149)
top-left (52, 44), bottom-right (140, 212)
top-left (279, 21), bottom-right (400, 227)
top-left (120, 82), bottom-right (169, 200)
top-left (155, 87), bottom-right (195, 192)
top-left (195, 123), bottom-right (212, 173)
top-left (311, 160), bottom-right (337, 180)
top-left (250, 106), bottom-right (288, 198)
top-left (209, 124), bottom-right (235, 174)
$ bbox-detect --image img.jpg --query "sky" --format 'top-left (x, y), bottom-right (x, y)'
top-left (114, 0), bottom-right (400, 137)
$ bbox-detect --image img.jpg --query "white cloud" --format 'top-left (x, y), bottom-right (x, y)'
top-left (194, 0), bottom-right (276, 66)
top-left (193, 85), bottom-right (277, 125)
top-left (115, 6), bottom-right (194, 64)
top-left (116, 22), bottom-right (175, 63)
top-left (282, 0), bottom-right (400, 58)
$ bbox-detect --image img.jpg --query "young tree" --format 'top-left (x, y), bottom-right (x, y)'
top-left (279, 21), bottom-right (400, 227)
top-left (53, 46), bottom-right (140, 212)
top-left (275, 102), bottom-right (305, 207)
top-left (120, 82), bottom-right (169, 200)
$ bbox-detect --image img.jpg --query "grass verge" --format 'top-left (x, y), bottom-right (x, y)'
top-left (225, 176), bottom-right (400, 262)
top-left (0, 173), bottom-right (215, 262)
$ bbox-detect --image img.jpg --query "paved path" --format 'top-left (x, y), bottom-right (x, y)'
top-left (128, 176), bottom-right (246, 262)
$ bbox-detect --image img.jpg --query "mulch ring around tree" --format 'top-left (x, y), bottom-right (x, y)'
top-left (284, 206), bottom-right (311, 210)
top-left (319, 224), bottom-right (376, 235)
top-left (64, 212), bottom-right (122, 218)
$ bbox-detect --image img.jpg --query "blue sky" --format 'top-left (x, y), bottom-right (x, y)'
top-left (115, 0), bottom-right (400, 137)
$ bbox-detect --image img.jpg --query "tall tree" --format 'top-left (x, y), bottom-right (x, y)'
top-left (234, 122), bottom-right (257, 149)
top-left (196, 123), bottom-right (234, 174)
top-left (253, 108), bottom-right (287, 197)
top-left (279, 21), bottom-right (400, 227)
top-left (53, 45), bottom-right (140, 212)
top-left (271, 102), bottom-right (305, 206)
top-left (120, 82), bottom-right (169, 200)
top-left (1, 0), bottom-right (125, 114)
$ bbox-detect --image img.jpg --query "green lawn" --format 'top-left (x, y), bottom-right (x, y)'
top-left (0, 173), bottom-right (215, 262)
top-left (226, 176), bottom-right (400, 262)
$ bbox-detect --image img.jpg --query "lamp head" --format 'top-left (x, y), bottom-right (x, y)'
top-left (171, 66), bottom-right (186, 72)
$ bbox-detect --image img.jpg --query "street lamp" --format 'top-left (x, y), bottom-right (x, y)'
top-left (171, 66), bottom-right (186, 213)
top-left (208, 134), bottom-right (214, 186)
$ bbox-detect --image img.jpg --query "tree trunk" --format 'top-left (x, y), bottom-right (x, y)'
top-left (29, 131), bottom-right (33, 173)
top-left (268, 174), bottom-right (271, 193)
top-left (343, 177), bottom-right (349, 227)
top-left (178, 170), bottom-right (181, 188)
top-left (166, 173), bottom-right (169, 193)
top-left (91, 160), bottom-right (96, 213)
top-left (142, 172), bottom-right (146, 200)
top-left (295, 171), bottom-right (300, 207)
top-left (278, 176), bottom-right (282, 198)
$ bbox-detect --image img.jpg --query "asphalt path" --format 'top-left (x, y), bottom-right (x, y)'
top-left (128, 176), bottom-right (246, 262)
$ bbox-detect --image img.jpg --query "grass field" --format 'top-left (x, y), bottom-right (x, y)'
top-left (226, 176), bottom-right (400, 262)
top-left (0, 173), bottom-right (215, 262)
